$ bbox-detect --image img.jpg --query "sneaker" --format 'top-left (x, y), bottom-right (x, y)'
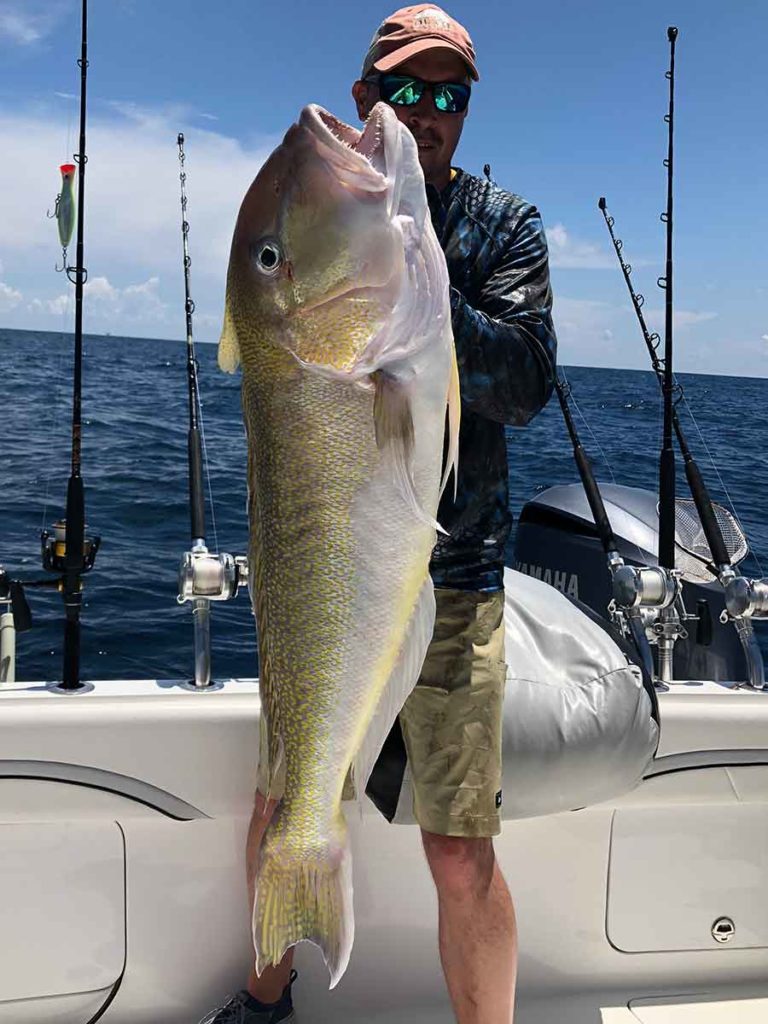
top-left (199, 970), bottom-right (298, 1023)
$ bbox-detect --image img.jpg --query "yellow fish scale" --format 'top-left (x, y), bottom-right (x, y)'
top-left (236, 301), bottom-right (433, 858)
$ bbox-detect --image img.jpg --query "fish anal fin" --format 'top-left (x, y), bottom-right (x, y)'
top-left (352, 578), bottom-right (436, 798)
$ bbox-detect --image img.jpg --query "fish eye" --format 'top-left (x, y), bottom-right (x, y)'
top-left (252, 240), bottom-right (283, 276)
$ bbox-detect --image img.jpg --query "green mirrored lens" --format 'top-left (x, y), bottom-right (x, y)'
top-left (386, 79), bottom-right (424, 106)
top-left (434, 86), bottom-right (456, 112)
top-left (376, 75), bottom-right (469, 113)
top-left (434, 84), bottom-right (468, 113)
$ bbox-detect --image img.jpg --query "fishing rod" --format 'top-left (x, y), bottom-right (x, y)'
top-left (175, 133), bottom-right (247, 690)
top-left (554, 376), bottom-right (656, 678)
top-left (548, 29), bottom-right (686, 685)
top-left (597, 34), bottom-right (768, 688)
top-left (643, 26), bottom-right (685, 682)
top-left (658, 26), bottom-right (678, 576)
top-left (39, 0), bottom-right (100, 692)
top-left (597, 199), bottom-right (768, 688)
top-left (177, 133), bottom-right (206, 548)
top-left (598, 199), bottom-right (733, 571)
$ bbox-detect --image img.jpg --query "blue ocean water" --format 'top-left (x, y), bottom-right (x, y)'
top-left (3, 326), bottom-right (768, 682)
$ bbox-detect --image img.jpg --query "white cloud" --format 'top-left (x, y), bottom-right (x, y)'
top-left (760, 334), bottom-right (768, 343)
top-left (545, 223), bottom-right (615, 270)
top-left (85, 276), bottom-right (119, 302)
top-left (0, 1), bottom-right (66, 45)
top-left (552, 296), bottom-right (625, 366)
top-left (45, 294), bottom-right (69, 315)
top-left (0, 280), bottom-right (22, 311)
top-left (43, 275), bottom-right (168, 325)
top-left (551, 295), bottom-right (721, 370)
top-left (0, 100), bottom-right (276, 339)
top-left (645, 307), bottom-right (718, 331)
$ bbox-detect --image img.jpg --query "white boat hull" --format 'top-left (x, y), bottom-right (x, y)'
top-left (0, 671), bottom-right (767, 1022)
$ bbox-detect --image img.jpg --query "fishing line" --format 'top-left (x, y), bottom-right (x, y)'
top-left (198, 396), bottom-right (220, 558)
top-left (561, 369), bottom-right (619, 485)
top-left (678, 393), bottom-right (765, 576)
top-left (64, 95), bottom-right (73, 166)
top-left (561, 369), bottom-right (650, 567)
top-left (39, 95), bottom-right (80, 534)
top-left (40, 294), bottom-right (76, 534)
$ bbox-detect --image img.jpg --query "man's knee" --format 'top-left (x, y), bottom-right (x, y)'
top-left (421, 829), bottom-right (496, 897)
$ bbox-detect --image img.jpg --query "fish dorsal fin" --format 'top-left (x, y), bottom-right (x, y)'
top-left (352, 577), bottom-right (436, 797)
top-left (373, 370), bottom-right (444, 534)
top-left (440, 337), bottom-right (460, 501)
top-left (218, 299), bottom-right (241, 373)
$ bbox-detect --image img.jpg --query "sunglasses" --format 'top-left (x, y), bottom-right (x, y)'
top-left (365, 73), bottom-right (471, 114)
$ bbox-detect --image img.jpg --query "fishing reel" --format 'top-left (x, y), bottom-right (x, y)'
top-left (721, 576), bottom-right (768, 622)
top-left (608, 559), bottom-right (689, 685)
top-left (177, 545), bottom-right (248, 604)
top-left (41, 520), bottom-right (101, 578)
top-left (612, 563), bottom-right (678, 612)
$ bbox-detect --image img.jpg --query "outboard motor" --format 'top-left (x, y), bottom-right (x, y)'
top-left (514, 482), bottom-right (750, 681)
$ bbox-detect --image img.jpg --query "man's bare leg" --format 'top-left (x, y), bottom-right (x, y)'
top-left (244, 791), bottom-right (294, 1003)
top-left (422, 830), bottom-right (517, 1024)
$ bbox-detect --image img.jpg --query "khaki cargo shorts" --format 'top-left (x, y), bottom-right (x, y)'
top-left (256, 587), bottom-right (507, 839)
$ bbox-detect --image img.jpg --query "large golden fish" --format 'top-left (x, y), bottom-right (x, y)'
top-left (219, 102), bottom-right (459, 987)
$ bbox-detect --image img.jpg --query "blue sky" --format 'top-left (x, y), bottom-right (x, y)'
top-left (0, 0), bottom-right (766, 374)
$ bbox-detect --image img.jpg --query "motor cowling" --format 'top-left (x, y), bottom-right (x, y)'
top-left (513, 483), bottom-right (750, 682)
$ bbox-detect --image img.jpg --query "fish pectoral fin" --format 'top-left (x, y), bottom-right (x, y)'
top-left (373, 370), bottom-right (444, 533)
top-left (440, 338), bottom-right (461, 502)
top-left (218, 300), bottom-right (241, 373)
top-left (352, 577), bottom-right (436, 798)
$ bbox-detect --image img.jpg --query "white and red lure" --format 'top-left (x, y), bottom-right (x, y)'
top-left (56, 163), bottom-right (77, 250)
top-left (49, 162), bottom-right (77, 270)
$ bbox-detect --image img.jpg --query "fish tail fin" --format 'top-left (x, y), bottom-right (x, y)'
top-left (252, 810), bottom-right (354, 990)
top-left (439, 338), bottom-right (461, 502)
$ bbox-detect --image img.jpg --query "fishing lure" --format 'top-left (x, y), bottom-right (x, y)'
top-left (57, 163), bottom-right (77, 249)
top-left (49, 163), bottom-right (76, 270)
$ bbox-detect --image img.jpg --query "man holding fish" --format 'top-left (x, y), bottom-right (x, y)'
top-left (203, 5), bottom-right (557, 1023)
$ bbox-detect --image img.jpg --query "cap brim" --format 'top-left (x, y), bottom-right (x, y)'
top-left (373, 38), bottom-right (479, 82)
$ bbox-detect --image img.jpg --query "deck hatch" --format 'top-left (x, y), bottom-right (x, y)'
top-left (0, 821), bottom-right (125, 1002)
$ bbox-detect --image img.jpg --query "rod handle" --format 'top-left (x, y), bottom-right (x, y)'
top-left (189, 428), bottom-right (206, 541)
top-left (574, 446), bottom-right (618, 557)
top-left (684, 459), bottom-right (731, 569)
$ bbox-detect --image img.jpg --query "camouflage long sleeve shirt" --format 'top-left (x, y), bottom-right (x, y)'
top-left (427, 169), bottom-right (558, 591)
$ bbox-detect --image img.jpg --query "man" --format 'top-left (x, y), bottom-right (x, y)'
top-left (203, 6), bottom-right (557, 1023)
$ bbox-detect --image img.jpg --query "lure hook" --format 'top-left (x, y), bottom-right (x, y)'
top-left (47, 194), bottom-right (62, 220)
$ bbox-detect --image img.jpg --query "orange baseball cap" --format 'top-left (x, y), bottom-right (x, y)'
top-left (361, 5), bottom-right (479, 82)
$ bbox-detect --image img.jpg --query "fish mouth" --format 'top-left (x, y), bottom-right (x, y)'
top-left (299, 103), bottom-right (393, 188)
top-left (289, 284), bottom-right (382, 319)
